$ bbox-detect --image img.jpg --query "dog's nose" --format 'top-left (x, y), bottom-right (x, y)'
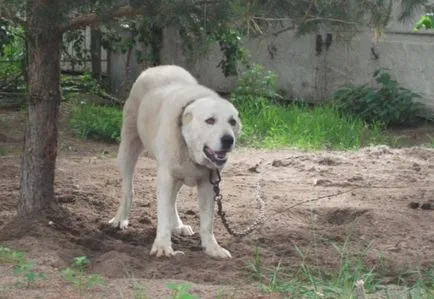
top-left (221, 134), bottom-right (234, 150)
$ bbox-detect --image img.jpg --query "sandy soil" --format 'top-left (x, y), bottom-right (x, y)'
top-left (0, 108), bottom-right (433, 298)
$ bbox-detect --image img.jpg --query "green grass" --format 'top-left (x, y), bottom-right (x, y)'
top-left (234, 96), bottom-right (386, 150)
top-left (68, 102), bottom-right (122, 143)
top-left (246, 245), bottom-right (434, 299)
top-left (1, 245), bottom-right (433, 298)
top-left (67, 96), bottom-right (390, 150)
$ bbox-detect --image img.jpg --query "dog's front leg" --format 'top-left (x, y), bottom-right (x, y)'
top-left (150, 168), bottom-right (182, 257)
top-left (197, 179), bottom-right (232, 259)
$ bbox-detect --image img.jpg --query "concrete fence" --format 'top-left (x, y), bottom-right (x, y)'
top-left (76, 3), bottom-right (434, 110)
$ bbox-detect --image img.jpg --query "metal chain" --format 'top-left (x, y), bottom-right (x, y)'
top-left (209, 168), bottom-right (266, 238)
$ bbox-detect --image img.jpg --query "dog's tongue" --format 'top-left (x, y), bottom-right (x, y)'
top-left (206, 147), bottom-right (215, 155)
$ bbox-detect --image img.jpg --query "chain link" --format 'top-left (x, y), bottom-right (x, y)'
top-left (209, 168), bottom-right (265, 238)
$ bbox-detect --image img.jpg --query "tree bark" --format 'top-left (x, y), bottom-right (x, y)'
top-left (90, 28), bottom-right (102, 80)
top-left (18, 0), bottom-right (62, 216)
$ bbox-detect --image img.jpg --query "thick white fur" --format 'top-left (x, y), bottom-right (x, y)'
top-left (109, 65), bottom-right (241, 259)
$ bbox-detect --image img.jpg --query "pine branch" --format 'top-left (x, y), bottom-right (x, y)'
top-left (59, 4), bottom-right (142, 32)
top-left (59, 0), bottom-right (218, 33)
top-left (399, 0), bottom-right (429, 22)
top-left (0, 4), bottom-right (26, 26)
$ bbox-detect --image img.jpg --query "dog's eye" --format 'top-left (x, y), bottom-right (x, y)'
top-left (205, 117), bottom-right (216, 125)
top-left (229, 118), bottom-right (237, 126)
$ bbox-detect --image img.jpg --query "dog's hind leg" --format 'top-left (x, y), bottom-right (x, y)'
top-left (150, 168), bottom-right (184, 257)
top-left (171, 181), bottom-right (194, 236)
top-left (109, 122), bottom-right (143, 229)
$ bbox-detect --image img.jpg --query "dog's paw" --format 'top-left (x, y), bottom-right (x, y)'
top-left (150, 240), bottom-right (184, 257)
top-left (204, 245), bottom-right (232, 259)
top-left (172, 224), bottom-right (194, 236)
top-left (108, 217), bottom-right (129, 229)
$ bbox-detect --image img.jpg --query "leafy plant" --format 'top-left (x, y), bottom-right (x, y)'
top-left (215, 27), bottom-right (250, 77)
top-left (62, 29), bottom-right (90, 69)
top-left (166, 282), bottom-right (198, 299)
top-left (60, 256), bottom-right (104, 296)
top-left (0, 20), bottom-right (15, 56)
top-left (332, 69), bottom-right (431, 127)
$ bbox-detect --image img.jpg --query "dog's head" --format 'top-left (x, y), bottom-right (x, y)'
top-left (181, 97), bottom-right (241, 169)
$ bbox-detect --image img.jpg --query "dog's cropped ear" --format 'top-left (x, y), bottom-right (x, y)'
top-left (181, 111), bottom-right (193, 125)
top-left (179, 100), bottom-right (196, 126)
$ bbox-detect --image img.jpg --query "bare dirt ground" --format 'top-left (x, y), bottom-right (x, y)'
top-left (0, 108), bottom-right (433, 298)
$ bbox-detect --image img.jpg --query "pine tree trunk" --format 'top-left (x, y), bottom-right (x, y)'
top-left (18, 0), bottom-right (62, 216)
top-left (90, 28), bottom-right (102, 80)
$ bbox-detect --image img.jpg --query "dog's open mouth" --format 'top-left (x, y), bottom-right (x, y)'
top-left (203, 146), bottom-right (228, 166)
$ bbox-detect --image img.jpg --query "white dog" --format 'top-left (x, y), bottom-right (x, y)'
top-left (109, 65), bottom-right (241, 259)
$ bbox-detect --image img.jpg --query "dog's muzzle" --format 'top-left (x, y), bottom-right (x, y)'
top-left (203, 146), bottom-right (228, 166)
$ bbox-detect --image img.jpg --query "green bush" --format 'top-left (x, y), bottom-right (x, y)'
top-left (332, 69), bottom-right (431, 127)
top-left (68, 102), bottom-right (122, 143)
top-left (232, 63), bottom-right (281, 100)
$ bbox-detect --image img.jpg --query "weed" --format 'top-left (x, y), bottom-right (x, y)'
top-left (0, 147), bottom-right (7, 156)
top-left (60, 256), bottom-right (104, 296)
top-left (395, 267), bottom-right (434, 299)
top-left (13, 259), bottom-right (45, 288)
top-left (332, 68), bottom-right (433, 127)
top-left (132, 281), bottom-right (148, 299)
top-left (427, 135), bottom-right (434, 148)
top-left (166, 282), bottom-right (198, 299)
top-left (0, 246), bottom-right (25, 264)
top-left (0, 246), bottom-right (45, 288)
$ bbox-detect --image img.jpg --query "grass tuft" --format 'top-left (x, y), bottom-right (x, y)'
top-left (68, 101), bottom-right (122, 143)
top-left (246, 244), bottom-right (434, 299)
top-left (233, 96), bottom-right (387, 150)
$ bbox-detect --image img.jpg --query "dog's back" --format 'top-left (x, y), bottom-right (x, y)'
top-left (127, 65), bottom-right (198, 113)
top-left (120, 65), bottom-right (198, 151)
